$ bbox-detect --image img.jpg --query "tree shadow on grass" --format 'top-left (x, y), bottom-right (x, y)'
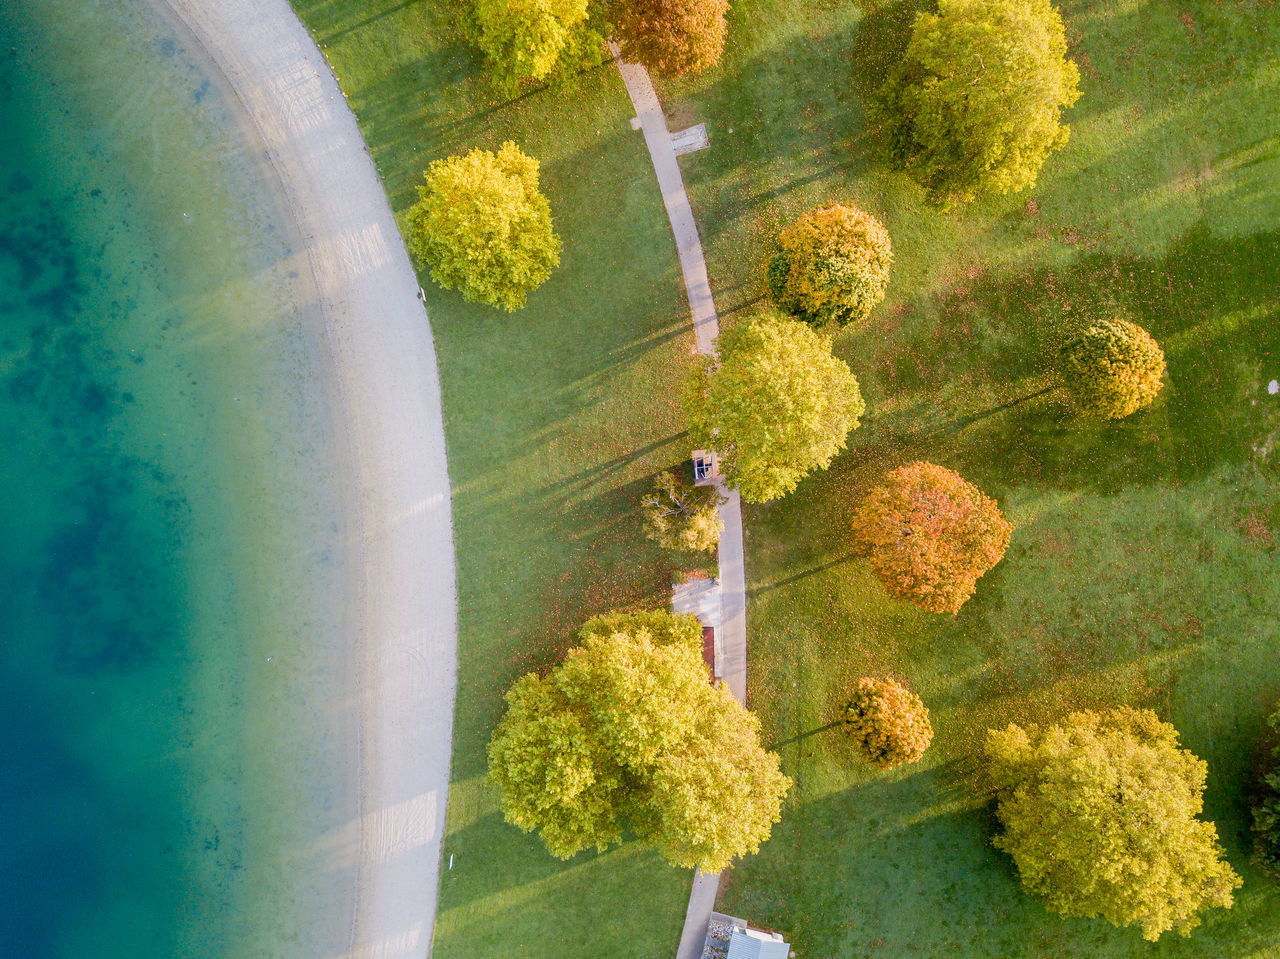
top-left (309, 0), bottom-right (425, 46)
top-left (844, 220), bottom-right (1280, 497)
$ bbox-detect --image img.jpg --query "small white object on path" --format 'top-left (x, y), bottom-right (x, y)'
top-left (1268, 379), bottom-right (1278, 395)
top-left (160, 1), bottom-right (459, 957)
top-left (612, 43), bottom-right (748, 959)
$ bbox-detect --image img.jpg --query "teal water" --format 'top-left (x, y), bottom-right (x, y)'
top-left (1, 2), bottom-right (354, 956)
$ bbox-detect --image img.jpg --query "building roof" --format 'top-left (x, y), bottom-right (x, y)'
top-left (726, 928), bottom-right (790, 959)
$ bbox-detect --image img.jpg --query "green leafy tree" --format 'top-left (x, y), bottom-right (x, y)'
top-left (852, 462), bottom-right (1012, 614)
top-left (487, 610), bottom-right (792, 871)
top-left (407, 142), bottom-right (561, 311)
top-left (985, 708), bottom-right (1242, 941)
top-left (877, 0), bottom-right (1081, 205)
top-left (843, 677), bottom-right (933, 768)
top-left (1058, 318), bottom-right (1166, 419)
top-left (613, 0), bottom-right (729, 76)
top-left (470, 0), bottom-right (602, 89)
top-left (641, 469), bottom-right (726, 553)
top-left (766, 204), bottom-right (893, 328)
top-left (684, 312), bottom-right (865, 503)
top-left (1252, 704), bottom-right (1280, 875)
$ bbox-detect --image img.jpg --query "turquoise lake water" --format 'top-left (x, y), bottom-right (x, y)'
top-left (1, 2), bottom-right (355, 955)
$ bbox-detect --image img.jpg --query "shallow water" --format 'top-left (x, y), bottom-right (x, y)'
top-left (0, 2), bottom-right (354, 956)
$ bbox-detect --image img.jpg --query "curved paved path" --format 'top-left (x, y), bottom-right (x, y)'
top-left (161, 2), bottom-right (459, 956)
top-left (611, 46), bottom-right (747, 959)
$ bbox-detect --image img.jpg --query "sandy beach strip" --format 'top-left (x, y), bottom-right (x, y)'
top-left (157, 1), bottom-right (459, 956)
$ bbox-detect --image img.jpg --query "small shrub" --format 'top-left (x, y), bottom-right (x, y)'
top-left (877, 0), bottom-right (1081, 205)
top-left (766, 204), bottom-right (893, 328)
top-left (843, 677), bottom-right (933, 768)
top-left (1058, 318), bottom-right (1166, 419)
top-left (406, 142), bottom-right (561, 311)
top-left (613, 0), bottom-right (729, 76)
top-left (1253, 705), bottom-right (1280, 875)
top-left (852, 462), bottom-right (1012, 614)
top-left (642, 469), bottom-right (726, 553)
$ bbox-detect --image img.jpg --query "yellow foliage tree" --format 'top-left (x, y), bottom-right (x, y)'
top-left (487, 610), bottom-right (792, 871)
top-left (986, 708), bottom-right (1241, 941)
top-left (470, 0), bottom-right (599, 88)
top-left (843, 677), bottom-right (933, 768)
top-left (766, 204), bottom-right (893, 328)
top-left (641, 469), bottom-right (725, 553)
top-left (1058, 318), bottom-right (1166, 419)
top-left (684, 312), bottom-right (865, 503)
top-left (878, 0), bottom-right (1081, 205)
top-left (406, 142), bottom-right (560, 311)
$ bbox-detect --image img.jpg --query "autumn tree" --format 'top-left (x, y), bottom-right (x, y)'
top-left (406, 142), bottom-right (561, 311)
top-left (613, 0), bottom-right (729, 76)
top-left (843, 677), bottom-right (933, 768)
top-left (766, 204), bottom-right (893, 328)
top-left (684, 312), bottom-right (865, 503)
top-left (852, 462), bottom-right (1011, 614)
top-left (470, 0), bottom-right (602, 89)
top-left (641, 468), bottom-right (726, 553)
top-left (877, 0), bottom-right (1081, 205)
top-left (487, 610), bottom-right (792, 871)
top-left (986, 708), bottom-right (1241, 941)
top-left (1252, 704), bottom-right (1280, 876)
top-left (1057, 318), bottom-right (1166, 419)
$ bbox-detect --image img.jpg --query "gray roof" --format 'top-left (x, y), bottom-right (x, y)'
top-left (726, 929), bottom-right (789, 959)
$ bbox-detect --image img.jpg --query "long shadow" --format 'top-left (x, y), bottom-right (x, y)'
top-left (769, 718), bottom-right (844, 751)
top-left (314, 0), bottom-right (424, 46)
top-left (832, 219), bottom-right (1280, 496)
top-left (749, 552), bottom-right (859, 597)
top-left (540, 433), bottom-right (689, 495)
top-left (954, 221), bottom-right (1280, 493)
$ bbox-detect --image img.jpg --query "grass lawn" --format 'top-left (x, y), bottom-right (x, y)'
top-left (653, 0), bottom-right (1280, 955)
top-left (287, 2), bottom-right (704, 955)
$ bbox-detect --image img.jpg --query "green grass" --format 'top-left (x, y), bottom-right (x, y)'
top-left (287, 3), bottom-right (702, 955)
top-left (651, 0), bottom-right (1280, 955)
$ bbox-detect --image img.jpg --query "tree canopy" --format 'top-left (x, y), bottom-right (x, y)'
top-left (470, 0), bottom-right (600, 88)
top-left (1252, 704), bottom-right (1280, 876)
top-left (406, 142), bottom-right (561, 311)
top-left (766, 203), bottom-right (893, 328)
top-left (986, 708), bottom-right (1241, 941)
top-left (877, 0), bottom-right (1081, 205)
top-left (1058, 318), bottom-right (1166, 419)
top-left (852, 462), bottom-right (1011, 613)
top-left (684, 312), bottom-right (865, 503)
top-left (843, 677), bottom-right (933, 768)
top-left (613, 0), bottom-right (729, 76)
top-left (641, 468), bottom-right (725, 553)
top-left (487, 609), bottom-right (792, 871)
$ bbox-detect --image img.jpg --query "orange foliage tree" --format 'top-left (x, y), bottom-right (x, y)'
top-left (843, 677), bottom-right (933, 768)
top-left (852, 462), bottom-right (1012, 613)
top-left (613, 0), bottom-right (729, 76)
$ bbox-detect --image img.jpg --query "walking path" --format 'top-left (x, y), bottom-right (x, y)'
top-left (612, 46), bottom-right (746, 959)
top-left (161, 2), bottom-right (459, 956)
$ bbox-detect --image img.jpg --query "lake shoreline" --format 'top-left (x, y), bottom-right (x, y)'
top-left (152, 1), bottom-right (459, 954)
